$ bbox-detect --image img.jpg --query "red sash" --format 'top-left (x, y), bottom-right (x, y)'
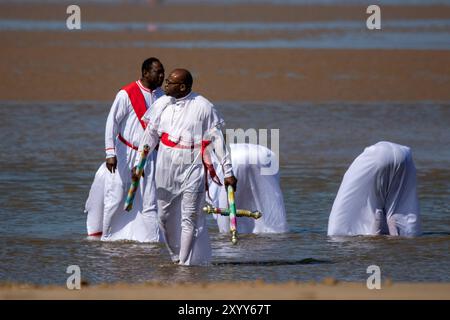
top-left (118, 134), bottom-right (138, 150)
top-left (122, 81), bottom-right (148, 130)
top-left (160, 132), bottom-right (222, 197)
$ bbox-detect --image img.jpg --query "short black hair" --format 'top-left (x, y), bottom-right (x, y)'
top-left (141, 57), bottom-right (161, 76)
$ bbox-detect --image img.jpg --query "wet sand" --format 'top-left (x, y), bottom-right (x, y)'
top-left (2, 38), bottom-right (450, 102)
top-left (1, 281), bottom-right (450, 300)
top-left (3, 3), bottom-right (450, 23)
top-left (1, 3), bottom-right (450, 102)
top-left (0, 1), bottom-right (450, 22)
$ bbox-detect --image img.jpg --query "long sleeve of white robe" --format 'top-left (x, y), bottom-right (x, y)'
top-left (205, 126), bottom-right (234, 178)
top-left (105, 90), bottom-right (128, 159)
top-left (135, 126), bottom-right (160, 160)
top-left (134, 95), bottom-right (175, 167)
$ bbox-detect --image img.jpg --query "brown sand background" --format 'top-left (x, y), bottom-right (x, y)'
top-left (1, 281), bottom-right (450, 300)
top-left (1, 3), bottom-right (450, 102)
top-left (1, 3), bottom-right (449, 299)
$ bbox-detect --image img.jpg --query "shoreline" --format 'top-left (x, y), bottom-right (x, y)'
top-left (1, 281), bottom-right (450, 300)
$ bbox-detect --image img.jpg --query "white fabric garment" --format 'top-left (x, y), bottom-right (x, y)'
top-left (327, 141), bottom-right (421, 237)
top-left (137, 93), bottom-right (234, 265)
top-left (209, 143), bottom-right (288, 234)
top-left (85, 163), bottom-right (107, 236)
top-left (84, 81), bottom-right (164, 242)
top-left (85, 161), bottom-right (160, 242)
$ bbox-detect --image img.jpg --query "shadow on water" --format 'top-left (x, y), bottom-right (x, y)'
top-left (422, 231), bottom-right (450, 236)
top-left (213, 258), bottom-right (332, 266)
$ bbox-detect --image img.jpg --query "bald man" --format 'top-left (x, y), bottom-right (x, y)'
top-left (134, 69), bottom-right (237, 265)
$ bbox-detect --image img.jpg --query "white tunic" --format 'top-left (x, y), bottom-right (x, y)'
top-left (85, 81), bottom-right (164, 242)
top-left (209, 144), bottom-right (289, 234)
top-left (138, 93), bottom-right (233, 195)
top-left (105, 81), bottom-right (164, 160)
top-left (327, 141), bottom-right (421, 237)
top-left (137, 92), bottom-right (233, 265)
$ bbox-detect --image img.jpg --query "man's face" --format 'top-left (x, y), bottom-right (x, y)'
top-left (144, 61), bottom-right (165, 87)
top-left (164, 73), bottom-right (184, 98)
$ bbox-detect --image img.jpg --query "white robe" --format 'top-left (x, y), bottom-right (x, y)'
top-left (327, 141), bottom-right (421, 237)
top-left (84, 144), bottom-right (287, 237)
top-left (137, 93), bottom-right (233, 265)
top-left (209, 143), bottom-right (288, 234)
top-left (84, 81), bottom-right (164, 242)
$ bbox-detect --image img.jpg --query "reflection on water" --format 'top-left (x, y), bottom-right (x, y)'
top-left (1, 19), bottom-right (450, 49)
top-left (132, 32), bottom-right (450, 49)
top-left (2, 19), bottom-right (450, 32)
top-left (0, 101), bottom-right (449, 284)
top-left (213, 258), bottom-right (332, 266)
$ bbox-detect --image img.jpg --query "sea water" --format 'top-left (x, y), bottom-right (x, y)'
top-left (0, 101), bottom-right (449, 285)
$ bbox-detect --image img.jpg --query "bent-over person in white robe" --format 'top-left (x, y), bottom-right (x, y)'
top-left (209, 143), bottom-right (288, 234)
top-left (327, 141), bottom-right (421, 237)
top-left (135, 69), bottom-right (237, 265)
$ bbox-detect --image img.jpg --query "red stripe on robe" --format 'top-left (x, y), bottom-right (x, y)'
top-left (122, 81), bottom-right (148, 130)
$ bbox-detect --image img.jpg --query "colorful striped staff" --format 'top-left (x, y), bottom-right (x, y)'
top-left (124, 144), bottom-right (150, 212)
top-left (203, 204), bottom-right (262, 220)
top-left (227, 185), bottom-right (238, 245)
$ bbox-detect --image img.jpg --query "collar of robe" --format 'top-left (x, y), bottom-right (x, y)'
top-left (175, 92), bottom-right (193, 105)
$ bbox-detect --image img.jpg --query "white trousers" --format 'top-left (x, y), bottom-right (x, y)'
top-left (158, 190), bottom-right (211, 265)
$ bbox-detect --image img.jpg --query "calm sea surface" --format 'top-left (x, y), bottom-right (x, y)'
top-left (1, 19), bottom-right (449, 50)
top-left (0, 101), bottom-right (449, 285)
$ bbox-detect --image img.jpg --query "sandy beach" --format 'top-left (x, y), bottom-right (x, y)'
top-left (1, 281), bottom-right (450, 300)
top-left (3, 3), bottom-right (450, 22)
top-left (2, 44), bottom-right (450, 102)
top-left (1, 3), bottom-right (450, 102)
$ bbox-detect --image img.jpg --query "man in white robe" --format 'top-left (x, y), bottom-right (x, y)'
top-left (85, 57), bottom-right (165, 242)
top-left (209, 143), bottom-right (288, 234)
top-left (135, 69), bottom-right (237, 265)
top-left (327, 141), bottom-right (421, 237)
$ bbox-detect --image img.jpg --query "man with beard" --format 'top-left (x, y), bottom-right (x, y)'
top-left (85, 57), bottom-right (165, 242)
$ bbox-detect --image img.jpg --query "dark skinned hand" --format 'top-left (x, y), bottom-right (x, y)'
top-left (224, 175), bottom-right (238, 192)
top-left (106, 156), bottom-right (117, 173)
top-left (131, 166), bottom-right (145, 181)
